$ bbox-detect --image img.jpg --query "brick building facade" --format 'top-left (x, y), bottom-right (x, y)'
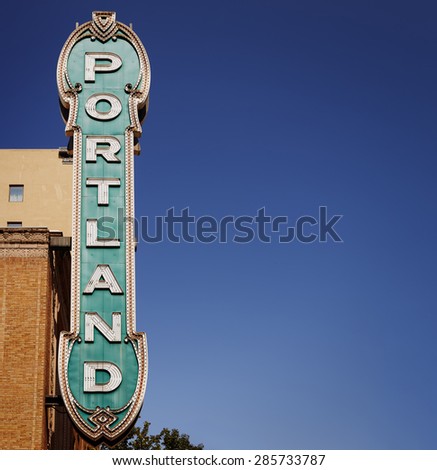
top-left (0, 148), bottom-right (91, 449)
top-left (0, 228), bottom-right (82, 449)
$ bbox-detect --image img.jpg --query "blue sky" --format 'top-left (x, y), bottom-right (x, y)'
top-left (1, 0), bottom-right (436, 449)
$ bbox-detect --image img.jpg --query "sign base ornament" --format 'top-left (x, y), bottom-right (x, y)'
top-left (57, 11), bottom-right (150, 445)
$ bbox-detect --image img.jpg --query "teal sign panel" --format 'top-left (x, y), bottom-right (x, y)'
top-left (57, 11), bottom-right (150, 444)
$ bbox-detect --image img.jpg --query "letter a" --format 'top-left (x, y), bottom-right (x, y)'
top-left (83, 264), bottom-right (123, 294)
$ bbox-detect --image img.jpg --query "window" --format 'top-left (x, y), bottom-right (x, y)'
top-left (7, 222), bottom-right (22, 227)
top-left (9, 185), bottom-right (24, 202)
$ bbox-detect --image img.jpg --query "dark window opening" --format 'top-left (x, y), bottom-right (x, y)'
top-left (9, 185), bottom-right (24, 202)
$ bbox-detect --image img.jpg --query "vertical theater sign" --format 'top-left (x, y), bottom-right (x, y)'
top-left (57, 12), bottom-right (150, 444)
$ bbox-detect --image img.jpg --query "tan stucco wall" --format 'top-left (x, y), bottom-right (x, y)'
top-left (0, 150), bottom-right (72, 237)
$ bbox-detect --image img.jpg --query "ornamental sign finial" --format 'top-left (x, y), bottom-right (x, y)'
top-left (57, 11), bottom-right (150, 445)
top-left (90, 12), bottom-right (118, 42)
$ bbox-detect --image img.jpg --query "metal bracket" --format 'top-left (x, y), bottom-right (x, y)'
top-left (45, 395), bottom-right (64, 407)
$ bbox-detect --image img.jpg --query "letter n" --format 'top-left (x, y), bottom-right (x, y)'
top-left (85, 312), bottom-right (122, 342)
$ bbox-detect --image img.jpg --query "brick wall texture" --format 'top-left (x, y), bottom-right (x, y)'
top-left (0, 243), bottom-right (51, 448)
top-left (0, 229), bottom-right (80, 449)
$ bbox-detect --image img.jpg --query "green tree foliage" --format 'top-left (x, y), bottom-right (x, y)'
top-left (107, 421), bottom-right (204, 450)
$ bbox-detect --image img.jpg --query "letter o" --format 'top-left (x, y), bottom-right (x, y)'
top-left (85, 93), bottom-right (122, 120)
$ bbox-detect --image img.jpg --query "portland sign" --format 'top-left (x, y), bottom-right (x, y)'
top-left (57, 11), bottom-right (150, 444)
